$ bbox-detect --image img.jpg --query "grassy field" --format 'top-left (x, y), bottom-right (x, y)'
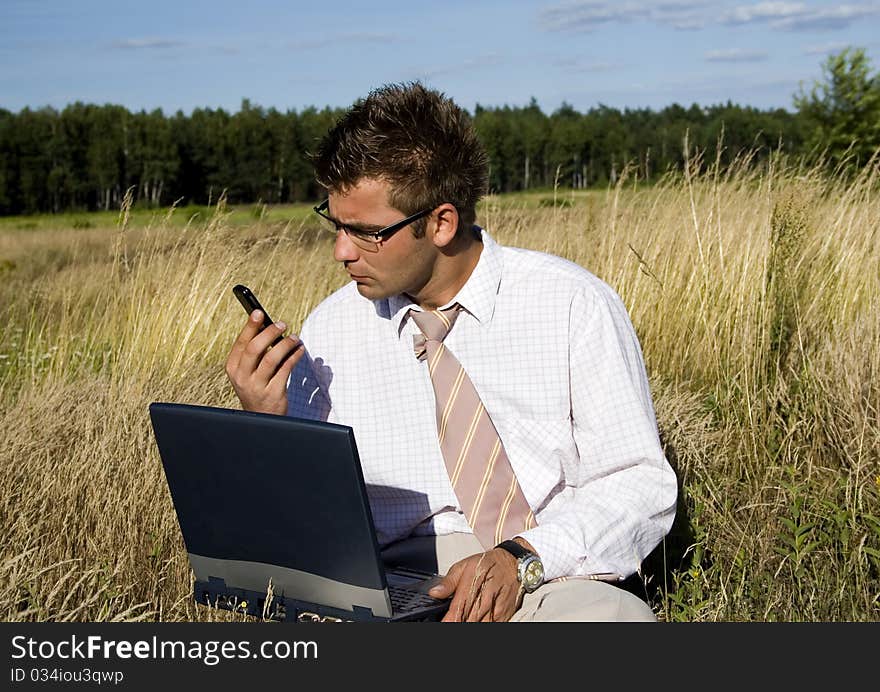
top-left (1, 157), bottom-right (878, 622)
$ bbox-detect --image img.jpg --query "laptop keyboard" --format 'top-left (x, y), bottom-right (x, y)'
top-left (388, 584), bottom-right (442, 613)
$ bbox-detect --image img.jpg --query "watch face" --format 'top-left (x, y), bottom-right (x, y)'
top-left (521, 557), bottom-right (544, 591)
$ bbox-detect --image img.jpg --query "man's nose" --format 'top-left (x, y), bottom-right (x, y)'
top-left (333, 230), bottom-right (360, 263)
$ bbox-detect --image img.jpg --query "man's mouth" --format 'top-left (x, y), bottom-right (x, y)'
top-left (344, 262), bottom-right (370, 282)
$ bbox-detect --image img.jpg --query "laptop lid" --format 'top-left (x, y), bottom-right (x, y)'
top-left (148, 402), bottom-right (438, 621)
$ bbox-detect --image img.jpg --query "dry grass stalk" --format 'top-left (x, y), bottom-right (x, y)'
top-left (0, 155), bottom-right (877, 621)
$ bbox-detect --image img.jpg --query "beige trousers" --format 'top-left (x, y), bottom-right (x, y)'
top-left (381, 533), bottom-right (657, 622)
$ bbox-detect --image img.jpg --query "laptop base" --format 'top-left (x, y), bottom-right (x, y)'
top-left (194, 578), bottom-right (447, 623)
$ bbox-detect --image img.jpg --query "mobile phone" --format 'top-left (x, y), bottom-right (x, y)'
top-left (232, 284), bottom-right (283, 346)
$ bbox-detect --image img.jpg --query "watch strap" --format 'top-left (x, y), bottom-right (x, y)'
top-left (495, 539), bottom-right (531, 561)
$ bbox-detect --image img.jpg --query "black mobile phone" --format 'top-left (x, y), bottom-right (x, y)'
top-left (232, 284), bottom-right (283, 346)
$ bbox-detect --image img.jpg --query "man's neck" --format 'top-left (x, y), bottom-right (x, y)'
top-left (406, 230), bottom-right (483, 310)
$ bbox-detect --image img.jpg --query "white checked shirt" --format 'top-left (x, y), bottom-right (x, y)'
top-left (287, 230), bottom-right (677, 581)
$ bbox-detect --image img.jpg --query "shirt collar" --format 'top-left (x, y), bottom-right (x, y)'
top-left (387, 227), bottom-right (502, 334)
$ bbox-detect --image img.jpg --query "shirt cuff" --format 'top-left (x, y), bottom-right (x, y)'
top-left (515, 525), bottom-right (581, 582)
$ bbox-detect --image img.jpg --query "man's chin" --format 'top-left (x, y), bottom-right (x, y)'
top-left (353, 281), bottom-right (392, 301)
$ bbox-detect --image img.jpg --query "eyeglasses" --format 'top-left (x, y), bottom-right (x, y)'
top-left (313, 199), bottom-right (434, 252)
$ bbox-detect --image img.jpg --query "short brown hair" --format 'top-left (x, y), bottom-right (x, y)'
top-left (312, 82), bottom-right (489, 235)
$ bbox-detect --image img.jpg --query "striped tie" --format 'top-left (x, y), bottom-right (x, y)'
top-left (410, 304), bottom-right (536, 550)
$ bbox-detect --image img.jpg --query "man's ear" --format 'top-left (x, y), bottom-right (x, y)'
top-left (430, 203), bottom-right (460, 249)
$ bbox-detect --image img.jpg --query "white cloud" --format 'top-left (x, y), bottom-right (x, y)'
top-left (111, 38), bottom-right (184, 50)
top-left (540, 1), bottom-right (632, 32)
top-left (803, 41), bottom-right (851, 55)
top-left (722, 2), bottom-right (880, 31)
top-left (773, 4), bottom-right (880, 31)
top-left (541, 0), bottom-right (880, 33)
top-left (540, 1), bottom-right (711, 32)
top-left (554, 57), bottom-right (624, 72)
top-left (705, 48), bottom-right (769, 62)
top-left (287, 33), bottom-right (400, 51)
top-left (410, 54), bottom-right (505, 81)
top-left (722, 2), bottom-right (806, 25)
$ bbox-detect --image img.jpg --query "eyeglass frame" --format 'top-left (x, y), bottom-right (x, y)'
top-left (313, 198), bottom-right (435, 247)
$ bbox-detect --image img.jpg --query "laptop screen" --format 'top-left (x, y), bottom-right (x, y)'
top-left (148, 403), bottom-right (387, 593)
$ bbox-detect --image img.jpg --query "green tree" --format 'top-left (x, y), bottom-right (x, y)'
top-left (129, 108), bottom-right (178, 207)
top-left (0, 108), bottom-right (19, 214)
top-left (474, 106), bottom-right (514, 192)
top-left (297, 106), bottom-right (342, 200)
top-left (794, 46), bottom-right (880, 169)
top-left (518, 98), bottom-right (549, 189)
top-left (86, 105), bottom-right (128, 210)
top-left (546, 102), bottom-right (588, 188)
top-left (57, 103), bottom-right (93, 210)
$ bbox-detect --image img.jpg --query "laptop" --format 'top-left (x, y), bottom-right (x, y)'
top-left (148, 402), bottom-right (450, 622)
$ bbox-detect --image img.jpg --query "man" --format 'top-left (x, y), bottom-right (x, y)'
top-left (225, 82), bottom-right (677, 622)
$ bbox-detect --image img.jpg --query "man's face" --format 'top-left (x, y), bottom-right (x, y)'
top-left (328, 178), bottom-right (436, 301)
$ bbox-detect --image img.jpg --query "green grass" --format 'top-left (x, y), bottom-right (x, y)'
top-left (0, 200), bottom-right (318, 233)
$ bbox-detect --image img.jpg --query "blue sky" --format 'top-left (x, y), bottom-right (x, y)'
top-left (2, 0), bottom-right (878, 115)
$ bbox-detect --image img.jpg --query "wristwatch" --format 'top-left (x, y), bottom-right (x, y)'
top-left (495, 539), bottom-right (544, 593)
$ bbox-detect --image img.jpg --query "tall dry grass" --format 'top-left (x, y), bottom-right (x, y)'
top-left (1, 156), bottom-right (878, 621)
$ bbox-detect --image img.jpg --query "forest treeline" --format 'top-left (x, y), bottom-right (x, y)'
top-left (0, 99), bottom-right (802, 215)
top-left (1, 47), bottom-right (877, 216)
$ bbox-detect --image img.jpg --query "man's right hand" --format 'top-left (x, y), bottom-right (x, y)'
top-left (225, 310), bottom-right (304, 415)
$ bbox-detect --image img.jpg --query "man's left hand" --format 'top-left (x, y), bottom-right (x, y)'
top-left (428, 547), bottom-right (522, 622)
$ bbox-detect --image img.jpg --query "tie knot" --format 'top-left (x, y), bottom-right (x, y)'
top-left (410, 305), bottom-right (462, 360)
top-left (411, 304), bottom-right (461, 341)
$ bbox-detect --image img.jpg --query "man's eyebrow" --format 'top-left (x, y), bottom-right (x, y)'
top-left (324, 208), bottom-right (383, 232)
top-left (347, 221), bottom-right (385, 232)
